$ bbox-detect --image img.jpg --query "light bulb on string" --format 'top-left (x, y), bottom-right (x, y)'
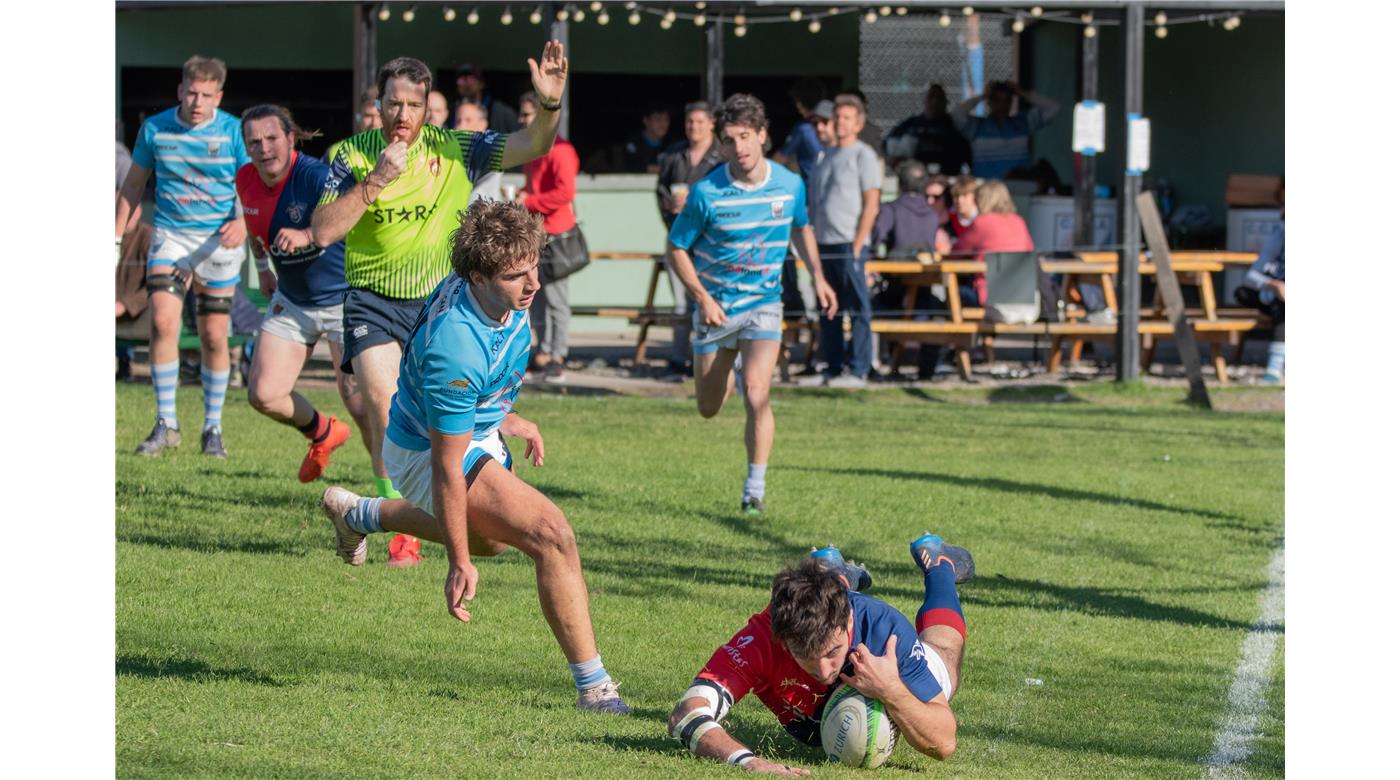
top-left (1155, 11), bottom-right (1167, 26)
top-left (1012, 16), bottom-right (1024, 33)
top-left (589, 1), bottom-right (601, 11)
top-left (1030, 6), bottom-right (1042, 17)
top-left (378, 5), bottom-right (391, 21)
top-left (1154, 25), bottom-right (1167, 39)
top-left (597, 8), bottom-right (609, 24)
top-left (789, 9), bottom-right (802, 22)
top-left (1081, 12), bottom-right (1093, 24)
top-left (1083, 24), bottom-right (1096, 38)
top-left (734, 12), bottom-right (746, 26)
top-left (628, 9), bottom-right (640, 24)
top-left (664, 9), bottom-right (676, 23)
top-left (443, 6), bottom-right (456, 21)
top-left (694, 12), bottom-right (706, 26)
top-left (573, 6), bottom-right (584, 21)
top-left (403, 5), bottom-right (417, 22)
top-left (895, 6), bottom-right (907, 15)
top-left (879, 5), bottom-right (891, 16)
top-left (1225, 15), bottom-right (1241, 30)
top-left (660, 16), bottom-right (673, 29)
top-left (528, 5), bottom-right (541, 24)
top-left (808, 19), bottom-right (821, 33)
top-left (938, 12), bottom-right (951, 27)
top-left (500, 5), bottom-right (512, 24)
top-left (468, 7), bottom-right (480, 24)
top-left (696, 1), bottom-right (706, 9)
top-left (556, 6), bottom-right (569, 22)
top-left (864, 9), bottom-right (877, 23)
top-left (962, 6), bottom-right (973, 15)
top-left (734, 24), bottom-right (747, 37)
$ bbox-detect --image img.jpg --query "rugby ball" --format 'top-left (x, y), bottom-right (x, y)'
top-left (820, 684), bottom-right (900, 768)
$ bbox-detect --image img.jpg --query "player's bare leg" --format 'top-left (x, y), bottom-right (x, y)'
top-left (330, 342), bottom-right (375, 458)
top-left (246, 331), bottom-right (316, 424)
top-left (194, 283), bottom-right (234, 457)
top-left (136, 275), bottom-right (187, 455)
top-left (738, 339), bottom-right (780, 466)
top-left (352, 341), bottom-right (423, 565)
top-left (693, 347), bottom-right (739, 419)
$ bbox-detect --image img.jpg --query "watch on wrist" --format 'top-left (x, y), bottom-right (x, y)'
top-left (539, 98), bottom-right (562, 111)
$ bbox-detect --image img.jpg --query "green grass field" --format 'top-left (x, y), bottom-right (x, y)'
top-left (116, 380), bottom-right (1284, 778)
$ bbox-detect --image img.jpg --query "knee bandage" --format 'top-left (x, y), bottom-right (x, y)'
top-left (196, 293), bottom-right (232, 315)
top-left (146, 273), bottom-right (187, 299)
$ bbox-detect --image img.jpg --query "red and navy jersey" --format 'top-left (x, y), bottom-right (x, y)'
top-left (236, 152), bottom-right (348, 308)
top-left (696, 593), bottom-right (942, 747)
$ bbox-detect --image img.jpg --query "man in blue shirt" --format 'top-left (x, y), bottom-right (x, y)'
top-left (117, 55), bottom-right (251, 458)
top-left (236, 105), bottom-right (371, 484)
top-left (319, 201), bottom-right (630, 716)
top-left (668, 94), bottom-right (837, 515)
top-left (667, 536), bottom-right (975, 773)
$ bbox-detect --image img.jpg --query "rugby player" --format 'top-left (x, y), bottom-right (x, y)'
top-left (321, 201), bottom-right (630, 715)
top-left (118, 55), bottom-right (250, 458)
top-left (667, 537), bottom-right (975, 774)
top-left (667, 94), bottom-right (838, 515)
top-left (311, 42), bottom-right (568, 566)
top-left (236, 105), bottom-right (372, 482)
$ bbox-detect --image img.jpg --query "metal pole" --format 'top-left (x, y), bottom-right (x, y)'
top-left (353, 3), bottom-right (378, 132)
top-left (1116, 2), bottom-right (1145, 381)
top-left (550, 8), bottom-right (570, 140)
top-left (703, 17), bottom-right (724, 107)
top-left (1072, 25), bottom-right (1098, 248)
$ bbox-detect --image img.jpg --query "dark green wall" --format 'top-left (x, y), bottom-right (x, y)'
top-left (1027, 15), bottom-right (1283, 226)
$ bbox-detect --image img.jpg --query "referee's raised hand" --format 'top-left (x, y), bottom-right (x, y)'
top-left (528, 39), bottom-right (569, 105)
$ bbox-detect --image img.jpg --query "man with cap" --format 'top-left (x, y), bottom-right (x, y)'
top-left (455, 63), bottom-right (518, 134)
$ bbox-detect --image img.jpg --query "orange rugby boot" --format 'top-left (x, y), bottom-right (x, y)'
top-left (298, 416), bottom-right (352, 483)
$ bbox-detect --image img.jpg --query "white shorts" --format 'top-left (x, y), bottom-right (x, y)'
top-left (692, 301), bottom-right (783, 355)
top-left (259, 290), bottom-right (345, 347)
top-left (148, 226), bottom-right (245, 290)
top-left (382, 431), bottom-right (512, 516)
top-left (920, 641), bottom-right (955, 701)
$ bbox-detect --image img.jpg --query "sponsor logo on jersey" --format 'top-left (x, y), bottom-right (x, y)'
top-left (447, 378), bottom-right (472, 394)
top-left (207, 141), bottom-right (221, 156)
top-left (771, 201), bottom-right (784, 218)
top-left (779, 678), bottom-right (812, 691)
top-left (370, 204), bottom-right (439, 224)
top-left (721, 643), bottom-right (748, 668)
top-left (735, 635), bottom-right (754, 649)
top-left (286, 201), bottom-right (306, 223)
top-left (352, 325), bottom-right (369, 338)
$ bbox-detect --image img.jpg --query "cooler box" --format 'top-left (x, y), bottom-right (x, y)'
top-left (1223, 208), bottom-right (1282, 302)
top-left (1026, 195), bottom-right (1119, 251)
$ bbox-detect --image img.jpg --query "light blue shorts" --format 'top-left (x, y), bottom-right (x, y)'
top-left (692, 302), bottom-right (783, 355)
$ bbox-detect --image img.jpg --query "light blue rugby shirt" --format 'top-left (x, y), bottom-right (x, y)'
top-left (668, 160), bottom-right (808, 317)
top-left (131, 107), bottom-right (250, 232)
top-left (385, 275), bottom-right (532, 451)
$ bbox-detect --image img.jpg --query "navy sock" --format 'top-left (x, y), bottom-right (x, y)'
top-left (916, 560), bottom-right (965, 638)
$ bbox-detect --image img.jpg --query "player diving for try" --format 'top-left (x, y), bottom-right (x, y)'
top-left (667, 535), bottom-right (975, 775)
top-left (667, 94), bottom-right (838, 516)
top-left (320, 201), bottom-right (630, 715)
top-left (235, 105), bottom-right (373, 482)
top-left (118, 55), bottom-right (251, 458)
top-left (311, 42), bottom-right (569, 567)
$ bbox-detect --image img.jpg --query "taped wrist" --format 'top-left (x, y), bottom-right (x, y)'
top-left (727, 749), bottom-right (756, 766)
top-left (671, 710), bottom-right (721, 754)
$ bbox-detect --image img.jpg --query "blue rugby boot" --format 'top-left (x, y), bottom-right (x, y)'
top-left (810, 545), bottom-right (873, 592)
top-left (910, 532), bottom-right (975, 584)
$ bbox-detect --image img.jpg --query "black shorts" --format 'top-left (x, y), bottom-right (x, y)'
top-left (340, 287), bottom-right (429, 373)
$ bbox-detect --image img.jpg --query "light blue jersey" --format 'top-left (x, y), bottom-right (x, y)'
top-left (385, 276), bottom-right (532, 451)
top-left (131, 107), bottom-right (250, 232)
top-left (668, 161), bottom-right (808, 317)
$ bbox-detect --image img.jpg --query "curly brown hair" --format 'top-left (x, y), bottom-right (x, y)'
top-left (769, 558), bottom-right (850, 658)
top-left (450, 201), bottom-right (546, 281)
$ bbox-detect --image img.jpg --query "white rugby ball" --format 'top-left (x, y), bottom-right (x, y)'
top-left (820, 684), bottom-right (900, 768)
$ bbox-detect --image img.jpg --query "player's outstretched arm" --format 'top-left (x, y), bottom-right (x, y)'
top-left (430, 429), bottom-right (479, 623)
top-left (841, 636), bottom-right (957, 760)
top-left (668, 697), bottom-right (810, 777)
top-left (502, 40), bottom-right (568, 169)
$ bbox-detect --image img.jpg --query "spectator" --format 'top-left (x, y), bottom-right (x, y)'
top-left (926, 173), bottom-right (952, 229)
top-left (885, 83), bottom-right (973, 175)
top-left (841, 90), bottom-right (885, 157)
top-left (115, 139), bottom-right (151, 381)
top-left (426, 89), bottom-right (449, 127)
top-left (454, 63), bottom-right (518, 133)
top-left (951, 180), bottom-right (1034, 306)
top-left (355, 86), bottom-right (382, 132)
top-left (1236, 214), bottom-right (1285, 384)
top-left (655, 100), bottom-right (724, 375)
top-left (810, 95), bottom-right (883, 388)
top-left (948, 175), bottom-right (980, 239)
top-left (776, 98), bottom-right (833, 375)
top-left (871, 161), bottom-right (950, 380)
top-left (774, 78), bottom-right (826, 180)
top-left (953, 81), bottom-right (1059, 180)
top-left (454, 102), bottom-right (503, 204)
top-left (518, 92), bottom-right (581, 384)
top-left (622, 103), bottom-right (673, 173)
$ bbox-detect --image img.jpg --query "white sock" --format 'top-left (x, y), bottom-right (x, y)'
top-left (744, 464), bottom-right (767, 500)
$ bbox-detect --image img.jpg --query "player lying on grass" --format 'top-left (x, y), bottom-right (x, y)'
top-left (667, 535), bottom-right (974, 775)
top-left (236, 105), bottom-right (373, 483)
top-left (320, 201), bottom-right (629, 715)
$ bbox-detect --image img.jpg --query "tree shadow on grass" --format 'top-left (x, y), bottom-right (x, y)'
top-left (899, 387), bottom-right (948, 403)
top-left (116, 653), bottom-right (284, 687)
top-left (781, 465), bottom-right (1244, 522)
top-left (986, 385), bottom-right (1087, 404)
top-left (117, 530), bottom-right (307, 558)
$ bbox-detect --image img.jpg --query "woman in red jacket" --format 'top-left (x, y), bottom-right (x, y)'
top-left (951, 179), bottom-right (1033, 306)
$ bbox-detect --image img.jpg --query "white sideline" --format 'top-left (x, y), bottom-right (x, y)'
top-left (1203, 544), bottom-right (1285, 778)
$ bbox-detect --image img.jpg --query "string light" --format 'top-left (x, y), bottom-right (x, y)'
top-left (789, 8), bottom-right (802, 22)
top-left (402, 5), bottom-right (416, 22)
top-left (1223, 15), bottom-right (1241, 30)
top-left (589, 1), bottom-right (601, 11)
top-left (467, 7), bottom-right (479, 24)
top-left (628, 9), bottom-right (640, 24)
top-left (1012, 16), bottom-right (1025, 33)
top-left (938, 12), bottom-right (951, 27)
top-left (573, 6), bottom-right (584, 21)
top-left (808, 18), bottom-right (821, 33)
top-left (962, 6), bottom-right (973, 15)
top-left (734, 24), bottom-right (747, 37)
top-left (1081, 12), bottom-right (1093, 24)
top-left (597, 7), bottom-right (609, 24)
top-left (879, 5), bottom-right (892, 16)
top-left (693, 12), bottom-right (706, 26)
top-left (556, 6), bottom-right (569, 22)
top-left (1030, 6), bottom-right (1042, 17)
top-left (500, 5), bottom-right (512, 24)
top-left (660, 15), bottom-right (673, 29)
top-left (1083, 24), bottom-right (1097, 38)
top-left (378, 5), bottom-right (391, 21)
top-left (895, 6), bottom-right (906, 15)
top-left (864, 9), bottom-right (877, 23)
top-left (734, 12), bottom-right (746, 26)
top-left (695, 1), bottom-right (706, 9)
top-left (442, 6), bottom-right (456, 21)
top-left (664, 8), bottom-right (676, 23)
top-left (528, 5), bottom-right (541, 24)
top-left (1155, 25), bottom-right (1168, 39)
top-left (1155, 11), bottom-right (1168, 26)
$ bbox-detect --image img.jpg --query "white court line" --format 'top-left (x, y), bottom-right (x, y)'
top-left (1203, 544), bottom-right (1285, 778)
